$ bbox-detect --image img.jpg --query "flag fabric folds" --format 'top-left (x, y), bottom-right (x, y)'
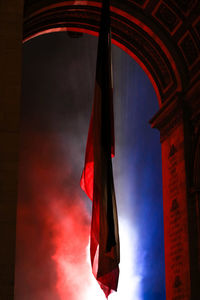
top-left (80, 0), bottom-right (120, 298)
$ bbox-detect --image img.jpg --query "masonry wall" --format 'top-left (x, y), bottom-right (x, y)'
top-left (151, 92), bottom-right (200, 299)
top-left (161, 119), bottom-right (191, 299)
top-left (0, 0), bottom-right (23, 298)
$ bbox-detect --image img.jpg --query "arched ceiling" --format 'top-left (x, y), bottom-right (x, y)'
top-left (23, 0), bottom-right (200, 106)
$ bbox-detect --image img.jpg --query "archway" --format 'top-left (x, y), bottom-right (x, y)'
top-left (23, 1), bottom-right (187, 105)
top-left (22, 2), bottom-right (200, 299)
top-left (0, 1), bottom-right (199, 299)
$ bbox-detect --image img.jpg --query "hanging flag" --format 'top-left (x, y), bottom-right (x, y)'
top-left (80, 0), bottom-right (120, 298)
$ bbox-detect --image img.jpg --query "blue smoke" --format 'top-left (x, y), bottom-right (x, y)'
top-left (112, 44), bottom-right (166, 300)
top-left (18, 32), bottom-right (165, 300)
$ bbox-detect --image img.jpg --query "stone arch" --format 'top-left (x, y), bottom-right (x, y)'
top-left (22, 2), bottom-right (200, 299)
top-left (0, 0), bottom-right (199, 299)
top-left (22, 1), bottom-right (200, 299)
top-left (23, 0), bottom-right (199, 107)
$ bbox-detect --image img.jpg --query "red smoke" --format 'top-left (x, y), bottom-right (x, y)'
top-left (51, 200), bottom-right (91, 300)
top-left (15, 131), bottom-right (91, 300)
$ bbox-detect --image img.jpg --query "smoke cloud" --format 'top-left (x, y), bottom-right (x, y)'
top-left (15, 32), bottom-right (165, 300)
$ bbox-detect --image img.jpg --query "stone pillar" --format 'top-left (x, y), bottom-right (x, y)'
top-left (150, 91), bottom-right (200, 300)
top-left (0, 0), bottom-right (23, 298)
top-left (185, 85), bottom-right (200, 300)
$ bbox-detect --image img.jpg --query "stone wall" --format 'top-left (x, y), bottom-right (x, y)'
top-left (0, 0), bottom-right (23, 298)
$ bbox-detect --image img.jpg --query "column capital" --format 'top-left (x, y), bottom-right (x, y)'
top-left (150, 93), bottom-right (185, 143)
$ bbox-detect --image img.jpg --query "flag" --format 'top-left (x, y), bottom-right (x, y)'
top-left (80, 0), bottom-right (120, 297)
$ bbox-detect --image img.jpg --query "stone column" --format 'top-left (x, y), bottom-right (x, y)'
top-left (0, 0), bottom-right (23, 298)
top-left (150, 91), bottom-right (200, 300)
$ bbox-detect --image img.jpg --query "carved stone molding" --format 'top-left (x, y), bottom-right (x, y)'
top-left (150, 94), bottom-right (185, 143)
